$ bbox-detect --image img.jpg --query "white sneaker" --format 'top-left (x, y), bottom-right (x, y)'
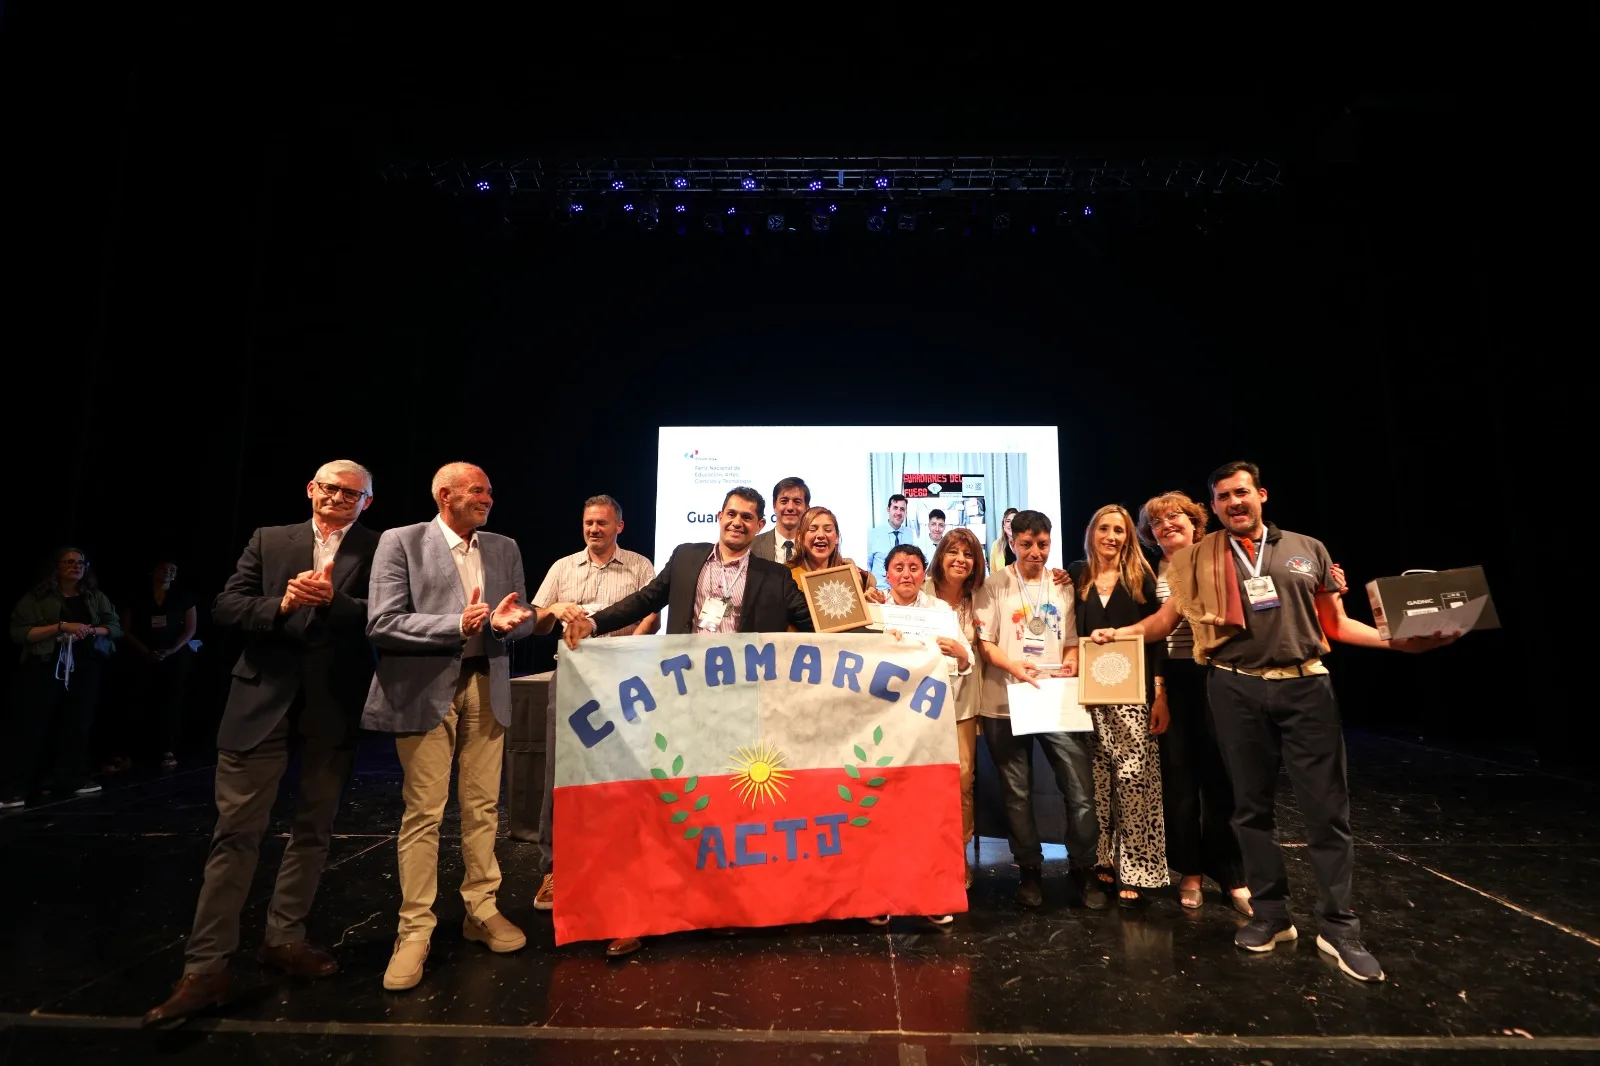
top-left (74, 783), bottom-right (103, 795)
top-left (383, 937), bottom-right (429, 991)
top-left (0, 797), bottom-right (23, 810)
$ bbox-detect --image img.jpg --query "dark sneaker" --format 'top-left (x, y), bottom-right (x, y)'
top-left (1234, 917), bottom-right (1299, 952)
top-left (1016, 864), bottom-right (1043, 908)
top-left (1316, 934), bottom-right (1385, 982)
top-left (1069, 867), bottom-right (1110, 910)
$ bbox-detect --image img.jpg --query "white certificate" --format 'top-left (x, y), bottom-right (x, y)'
top-left (1007, 678), bottom-right (1093, 734)
top-left (868, 603), bottom-right (962, 641)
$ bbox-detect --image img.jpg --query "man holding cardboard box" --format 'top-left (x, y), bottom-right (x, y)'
top-left (1135, 461), bottom-right (1457, 984)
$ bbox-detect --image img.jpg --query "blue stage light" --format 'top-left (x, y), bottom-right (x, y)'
top-left (828, 204), bottom-right (837, 213)
top-left (612, 179), bottom-right (625, 191)
top-left (1084, 205), bottom-right (1093, 216)
top-left (874, 176), bottom-right (890, 189)
top-left (476, 181), bottom-right (491, 192)
top-left (622, 202), bottom-right (635, 212)
top-left (808, 179), bottom-right (823, 191)
top-left (766, 213), bottom-right (786, 231)
top-left (741, 177), bottom-right (757, 191)
top-left (674, 204), bottom-right (687, 213)
top-left (672, 176), bottom-right (689, 189)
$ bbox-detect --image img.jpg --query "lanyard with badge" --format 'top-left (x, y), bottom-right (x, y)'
top-left (698, 554), bottom-right (741, 632)
top-left (1017, 566), bottom-right (1051, 658)
top-left (1231, 533), bottom-right (1280, 611)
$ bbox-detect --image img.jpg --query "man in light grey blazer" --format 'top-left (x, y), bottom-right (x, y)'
top-left (363, 462), bottom-right (535, 992)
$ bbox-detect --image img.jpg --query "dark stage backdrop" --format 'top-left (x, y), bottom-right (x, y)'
top-left (4, 53), bottom-right (1571, 770)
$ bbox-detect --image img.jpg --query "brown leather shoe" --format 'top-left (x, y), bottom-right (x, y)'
top-left (605, 936), bottom-right (643, 958)
top-left (141, 971), bottom-right (236, 1028)
top-left (258, 939), bottom-right (339, 979)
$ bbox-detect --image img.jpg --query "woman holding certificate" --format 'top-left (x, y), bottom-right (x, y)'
top-left (1068, 505), bottom-right (1168, 907)
top-left (926, 528), bottom-right (986, 888)
top-left (867, 543), bottom-right (971, 927)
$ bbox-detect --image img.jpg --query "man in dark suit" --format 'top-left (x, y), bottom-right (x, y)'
top-left (749, 476), bottom-right (810, 565)
top-left (144, 461), bottom-right (378, 1028)
top-left (565, 484), bottom-right (813, 644)
top-left (362, 462), bottom-right (536, 992)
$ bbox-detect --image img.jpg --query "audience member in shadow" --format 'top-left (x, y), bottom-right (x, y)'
top-left (4, 546), bottom-right (122, 807)
top-left (111, 557), bottom-right (198, 771)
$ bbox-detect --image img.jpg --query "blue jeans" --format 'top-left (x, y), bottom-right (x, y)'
top-left (980, 715), bottom-right (1098, 868)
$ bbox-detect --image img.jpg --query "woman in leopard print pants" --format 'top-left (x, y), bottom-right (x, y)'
top-left (1069, 505), bottom-right (1169, 905)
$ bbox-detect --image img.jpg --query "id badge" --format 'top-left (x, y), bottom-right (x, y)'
top-left (1244, 576), bottom-right (1280, 611)
top-left (697, 596), bottom-right (728, 631)
top-left (1021, 635), bottom-right (1048, 659)
top-left (151, 616), bottom-right (168, 629)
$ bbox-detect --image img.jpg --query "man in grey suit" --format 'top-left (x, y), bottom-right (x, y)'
top-left (144, 460), bottom-right (378, 1028)
top-left (363, 462), bottom-right (536, 992)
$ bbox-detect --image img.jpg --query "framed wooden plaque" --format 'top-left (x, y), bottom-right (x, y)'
top-left (1077, 636), bottom-right (1147, 705)
top-left (796, 564), bottom-right (872, 633)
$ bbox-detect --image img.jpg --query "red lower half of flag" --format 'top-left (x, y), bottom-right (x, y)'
top-left (553, 764), bottom-right (965, 945)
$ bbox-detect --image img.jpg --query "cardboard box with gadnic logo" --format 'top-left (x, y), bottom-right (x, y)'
top-left (1365, 565), bottom-right (1500, 642)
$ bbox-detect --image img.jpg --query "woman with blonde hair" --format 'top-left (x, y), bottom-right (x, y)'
top-left (1067, 505), bottom-right (1167, 906)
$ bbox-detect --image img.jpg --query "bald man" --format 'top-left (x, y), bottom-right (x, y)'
top-left (362, 462), bottom-right (536, 992)
top-left (145, 460), bottom-right (379, 1028)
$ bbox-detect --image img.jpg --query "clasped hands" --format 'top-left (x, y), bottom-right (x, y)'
top-left (460, 586), bottom-right (535, 638)
top-left (56, 621), bottom-right (95, 642)
top-left (281, 562), bottom-right (335, 614)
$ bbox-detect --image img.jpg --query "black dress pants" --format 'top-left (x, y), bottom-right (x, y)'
top-left (1160, 657), bottom-right (1244, 888)
top-left (5, 656), bottom-right (102, 795)
top-left (1207, 667), bottom-right (1359, 938)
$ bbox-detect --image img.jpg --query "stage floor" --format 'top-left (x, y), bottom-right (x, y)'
top-left (2, 732), bottom-right (1597, 1065)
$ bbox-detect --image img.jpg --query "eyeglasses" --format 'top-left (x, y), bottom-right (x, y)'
top-left (1149, 514), bottom-right (1186, 529)
top-left (61, 558), bottom-right (87, 567)
top-left (316, 482), bottom-right (370, 503)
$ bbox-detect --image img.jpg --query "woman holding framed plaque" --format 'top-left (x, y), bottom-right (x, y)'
top-left (786, 506), bottom-right (882, 601)
top-left (1068, 505), bottom-right (1168, 907)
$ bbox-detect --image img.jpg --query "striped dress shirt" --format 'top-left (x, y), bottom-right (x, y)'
top-left (533, 547), bottom-right (657, 637)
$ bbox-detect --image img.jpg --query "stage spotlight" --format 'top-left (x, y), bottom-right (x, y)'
top-left (702, 211), bottom-right (723, 233)
top-left (671, 175), bottom-right (690, 190)
top-left (866, 212), bottom-right (886, 233)
top-left (611, 179), bottom-right (625, 191)
top-left (741, 176), bottom-right (759, 191)
top-left (674, 203), bottom-right (687, 213)
top-left (872, 175), bottom-right (891, 189)
top-left (992, 211), bottom-right (1011, 232)
top-left (938, 176), bottom-right (955, 191)
top-left (811, 208), bottom-right (830, 232)
top-left (622, 202), bottom-right (636, 213)
top-left (1005, 175), bottom-right (1024, 190)
top-left (896, 211), bottom-right (917, 232)
top-left (476, 180), bottom-right (491, 192)
top-left (1054, 208), bottom-right (1074, 227)
top-left (766, 212), bottom-right (787, 232)
top-left (1084, 204), bottom-right (1094, 216)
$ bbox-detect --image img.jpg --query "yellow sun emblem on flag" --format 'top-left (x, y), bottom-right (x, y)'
top-left (728, 739), bottom-right (793, 807)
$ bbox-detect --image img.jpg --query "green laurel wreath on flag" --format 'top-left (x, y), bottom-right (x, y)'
top-left (839, 724), bottom-right (893, 827)
top-left (651, 731), bottom-right (712, 839)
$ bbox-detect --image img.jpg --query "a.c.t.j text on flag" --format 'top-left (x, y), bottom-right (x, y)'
top-left (551, 632), bottom-right (965, 944)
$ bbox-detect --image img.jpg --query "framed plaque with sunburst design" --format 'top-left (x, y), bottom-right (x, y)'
top-left (797, 563), bottom-right (872, 633)
top-left (1077, 636), bottom-right (1146, 705)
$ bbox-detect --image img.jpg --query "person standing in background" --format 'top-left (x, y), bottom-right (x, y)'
top-left (751, 477), bottom-right (810, 564)
top-left (989, 507), bottom-right (1019, 574)
top-left (113, 557), bottom-right (198, 771)
top-left (867, 493), bottom-right (910, 586)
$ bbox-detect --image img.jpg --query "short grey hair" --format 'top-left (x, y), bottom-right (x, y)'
top-left (584, 494), bottom-right (624, 520)
top-left (315, 459), bottom-right (373, 495)
top-left (431, 461), bottom-right (486, 508)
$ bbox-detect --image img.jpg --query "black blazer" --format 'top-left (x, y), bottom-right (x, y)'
top-left (589, 542), bottom-right (814, 636)
top-left (1067, 561), bottom-right (1166, 698)
top-left (212, 521), bottom-right (378, 751)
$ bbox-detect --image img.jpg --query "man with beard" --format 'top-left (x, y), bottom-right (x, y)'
top-left (1166, 461), bottom-right (1457, 983)
top-left (362, 462), bottom-right (537, 992)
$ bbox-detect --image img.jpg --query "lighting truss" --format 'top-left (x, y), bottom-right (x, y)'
top-left (379, 156), bottom-right (1285, 198)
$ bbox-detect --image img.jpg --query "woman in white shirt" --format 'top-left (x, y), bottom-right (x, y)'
top-left (869, 543), bottom-right (972, 927)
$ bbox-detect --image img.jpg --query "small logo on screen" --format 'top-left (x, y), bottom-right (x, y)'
top-left (684, 449), bottom-right (699, 458)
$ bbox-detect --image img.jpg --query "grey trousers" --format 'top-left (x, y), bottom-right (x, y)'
top-left (980, 715), bottom-right (1098, 869)
top-left (184, 714), bottom-right (355, 974)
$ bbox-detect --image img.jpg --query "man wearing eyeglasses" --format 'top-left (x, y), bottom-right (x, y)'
top-left (145, 461), bottom-right (379, 1028)
top-left (362, 462), bottom-right (537, 992)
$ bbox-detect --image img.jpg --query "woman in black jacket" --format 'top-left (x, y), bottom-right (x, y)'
top-left (1069, 505), bottom-right (1168, 907)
